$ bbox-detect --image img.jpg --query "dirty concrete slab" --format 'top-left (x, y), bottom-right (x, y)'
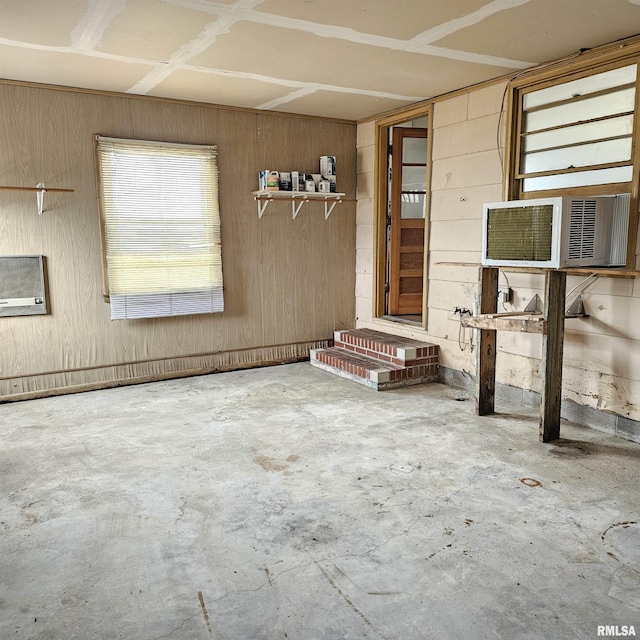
top-left (0, 363), bottom-right (639, 639)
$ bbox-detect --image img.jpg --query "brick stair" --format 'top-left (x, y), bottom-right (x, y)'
top-left (310, 328), bottom-right (439, 390)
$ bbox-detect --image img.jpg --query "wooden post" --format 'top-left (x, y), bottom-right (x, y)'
top-left (539, 270), bottom-right (567, 442)
top-left (476, 267), bottom-right (498, 415)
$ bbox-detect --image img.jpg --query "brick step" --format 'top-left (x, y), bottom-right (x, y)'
top-left (334, 328), bottom-right (439, 367)
top-left (310, 346), bottom-right (438, 391)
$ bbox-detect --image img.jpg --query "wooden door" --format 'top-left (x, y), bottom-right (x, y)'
top-left (388, 127), bottom-right (428, 315)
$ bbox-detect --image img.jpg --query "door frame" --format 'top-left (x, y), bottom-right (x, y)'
top-left (389, 126), bottom-right (427, 315)
top-left (373, 103), bottom-right (433, 329)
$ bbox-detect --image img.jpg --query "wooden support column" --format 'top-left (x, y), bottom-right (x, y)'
top-left (539, 270), bottom-right (567, 442)
top-left (476, 267), bottom-right (498, 416)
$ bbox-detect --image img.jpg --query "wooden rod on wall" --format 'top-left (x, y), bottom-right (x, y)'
top-left (0, 184), bottom-right (75, 214)
top-left (0, 186), bottom-right (75, 193)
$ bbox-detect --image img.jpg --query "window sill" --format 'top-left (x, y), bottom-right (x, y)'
top-left (435, 262), bottom-right (639, 278)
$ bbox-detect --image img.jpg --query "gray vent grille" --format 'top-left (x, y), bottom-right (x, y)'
top-left (568, 199), bottom-right (597, 259)
top-left (610, 194), bottom-right (630, 265)
top-left (0, 255), bottom-right (47, 316)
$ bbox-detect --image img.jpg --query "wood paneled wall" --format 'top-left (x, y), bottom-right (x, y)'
top-left (0, 84), bottom-right (356, 400)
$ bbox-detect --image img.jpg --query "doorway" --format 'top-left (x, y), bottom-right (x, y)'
top-left (376, 110), bottom-right (431, 327)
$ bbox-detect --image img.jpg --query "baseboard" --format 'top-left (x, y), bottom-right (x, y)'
top-left (440, 365), bottom-right (640, 445)
top-left (0, 339), bottom-right (331, 403)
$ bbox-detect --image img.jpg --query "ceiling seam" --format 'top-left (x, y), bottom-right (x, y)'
top-left (0, 37), bottom-right (158, 66)
top-left (127, 0), bottom-right (264, 94)
top-left (71, 0), bottom-right (130, 51)
top-left (161, 0), bottom-right (534, 69)
top-left (0, 35), bottom-right (424, 103)
top-left (238, 11), bottom-right (533, 68)
top-left (256, 88), bottom-right (318, 111)
top-left (183, 66), bottom-right (426, 101)
top-left (407, 0), bottom-right (532, 47)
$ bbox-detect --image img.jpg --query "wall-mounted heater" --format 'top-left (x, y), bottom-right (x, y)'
top-left (481, 195), bottom-right (630, 269)
top-left (0, 255), bottom-right (48, 316)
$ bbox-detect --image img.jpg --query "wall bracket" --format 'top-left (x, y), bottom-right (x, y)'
top-left (252, 191), bottom-right (346, 220)
top-left (0, 184), bottom-right (75, 215)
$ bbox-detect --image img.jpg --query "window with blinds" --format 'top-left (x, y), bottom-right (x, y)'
top-left (96, 136), bottom-right (223, 320)
top-left (517, 63), bottom-right (637, 194)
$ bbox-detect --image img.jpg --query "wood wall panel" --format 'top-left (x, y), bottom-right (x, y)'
top-left (0, 83), bottom-right (356, 399)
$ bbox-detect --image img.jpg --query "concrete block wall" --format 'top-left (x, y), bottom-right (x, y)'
top-left (355, 120), bottom-right (376, 326)
top-left (426, 83), bottom-right (506, 376)
top-left (355, 79), bottom-right (640, 437)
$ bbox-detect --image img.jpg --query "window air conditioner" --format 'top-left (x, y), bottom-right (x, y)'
top-left (481, 195), bottom-right (629, 269)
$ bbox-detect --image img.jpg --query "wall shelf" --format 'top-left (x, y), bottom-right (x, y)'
top-left (252, 190), bottom-right (346, 220)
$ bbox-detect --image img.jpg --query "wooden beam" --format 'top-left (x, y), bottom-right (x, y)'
top-left (474, 311), bottom-right (542, 318)
top-left (476, 267), bottom-right (498, 416)
top-left (539, 270), bottom-right (567, 442)
top-left (433, 262), bottom-right (638, 277)
top-left (463, 314), bottom-right (547, 334)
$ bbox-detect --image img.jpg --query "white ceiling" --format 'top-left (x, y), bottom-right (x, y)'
top-left (1, 0), bottom-right (640, 121)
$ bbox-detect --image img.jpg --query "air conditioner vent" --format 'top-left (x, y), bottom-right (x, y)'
top-left (486, 204), bottom-right (553, 261)
top-left (0, 255), bottom-right (47, 316)
top-left (610, 194), bottom-right (630, 265)
top-left (568, 199), bottom-right (597, 259)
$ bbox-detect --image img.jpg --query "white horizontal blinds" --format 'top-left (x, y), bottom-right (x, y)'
top-left (96, 136), bottom-right (223, 320)
top-left (519, 64), bottom-right (637, 193)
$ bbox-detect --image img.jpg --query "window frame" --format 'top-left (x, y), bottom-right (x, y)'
top-left (504, 41), bottom-right (640, 271)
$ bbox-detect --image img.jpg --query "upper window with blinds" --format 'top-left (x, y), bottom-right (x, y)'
top-left (96, 136), bottom-right (223, 320)
top-left (516, 63), bottom-right (637, 194)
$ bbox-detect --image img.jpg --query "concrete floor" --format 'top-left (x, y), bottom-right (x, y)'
top-left (1, 363), bottom-right (639, 640)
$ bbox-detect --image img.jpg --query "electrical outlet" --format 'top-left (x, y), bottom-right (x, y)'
top-left (498, 287), bottom-right (512, 305)
top-left (448, 307), bottom-right (474, 320)
top-left (453, 306), bottom-right (473, 317)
